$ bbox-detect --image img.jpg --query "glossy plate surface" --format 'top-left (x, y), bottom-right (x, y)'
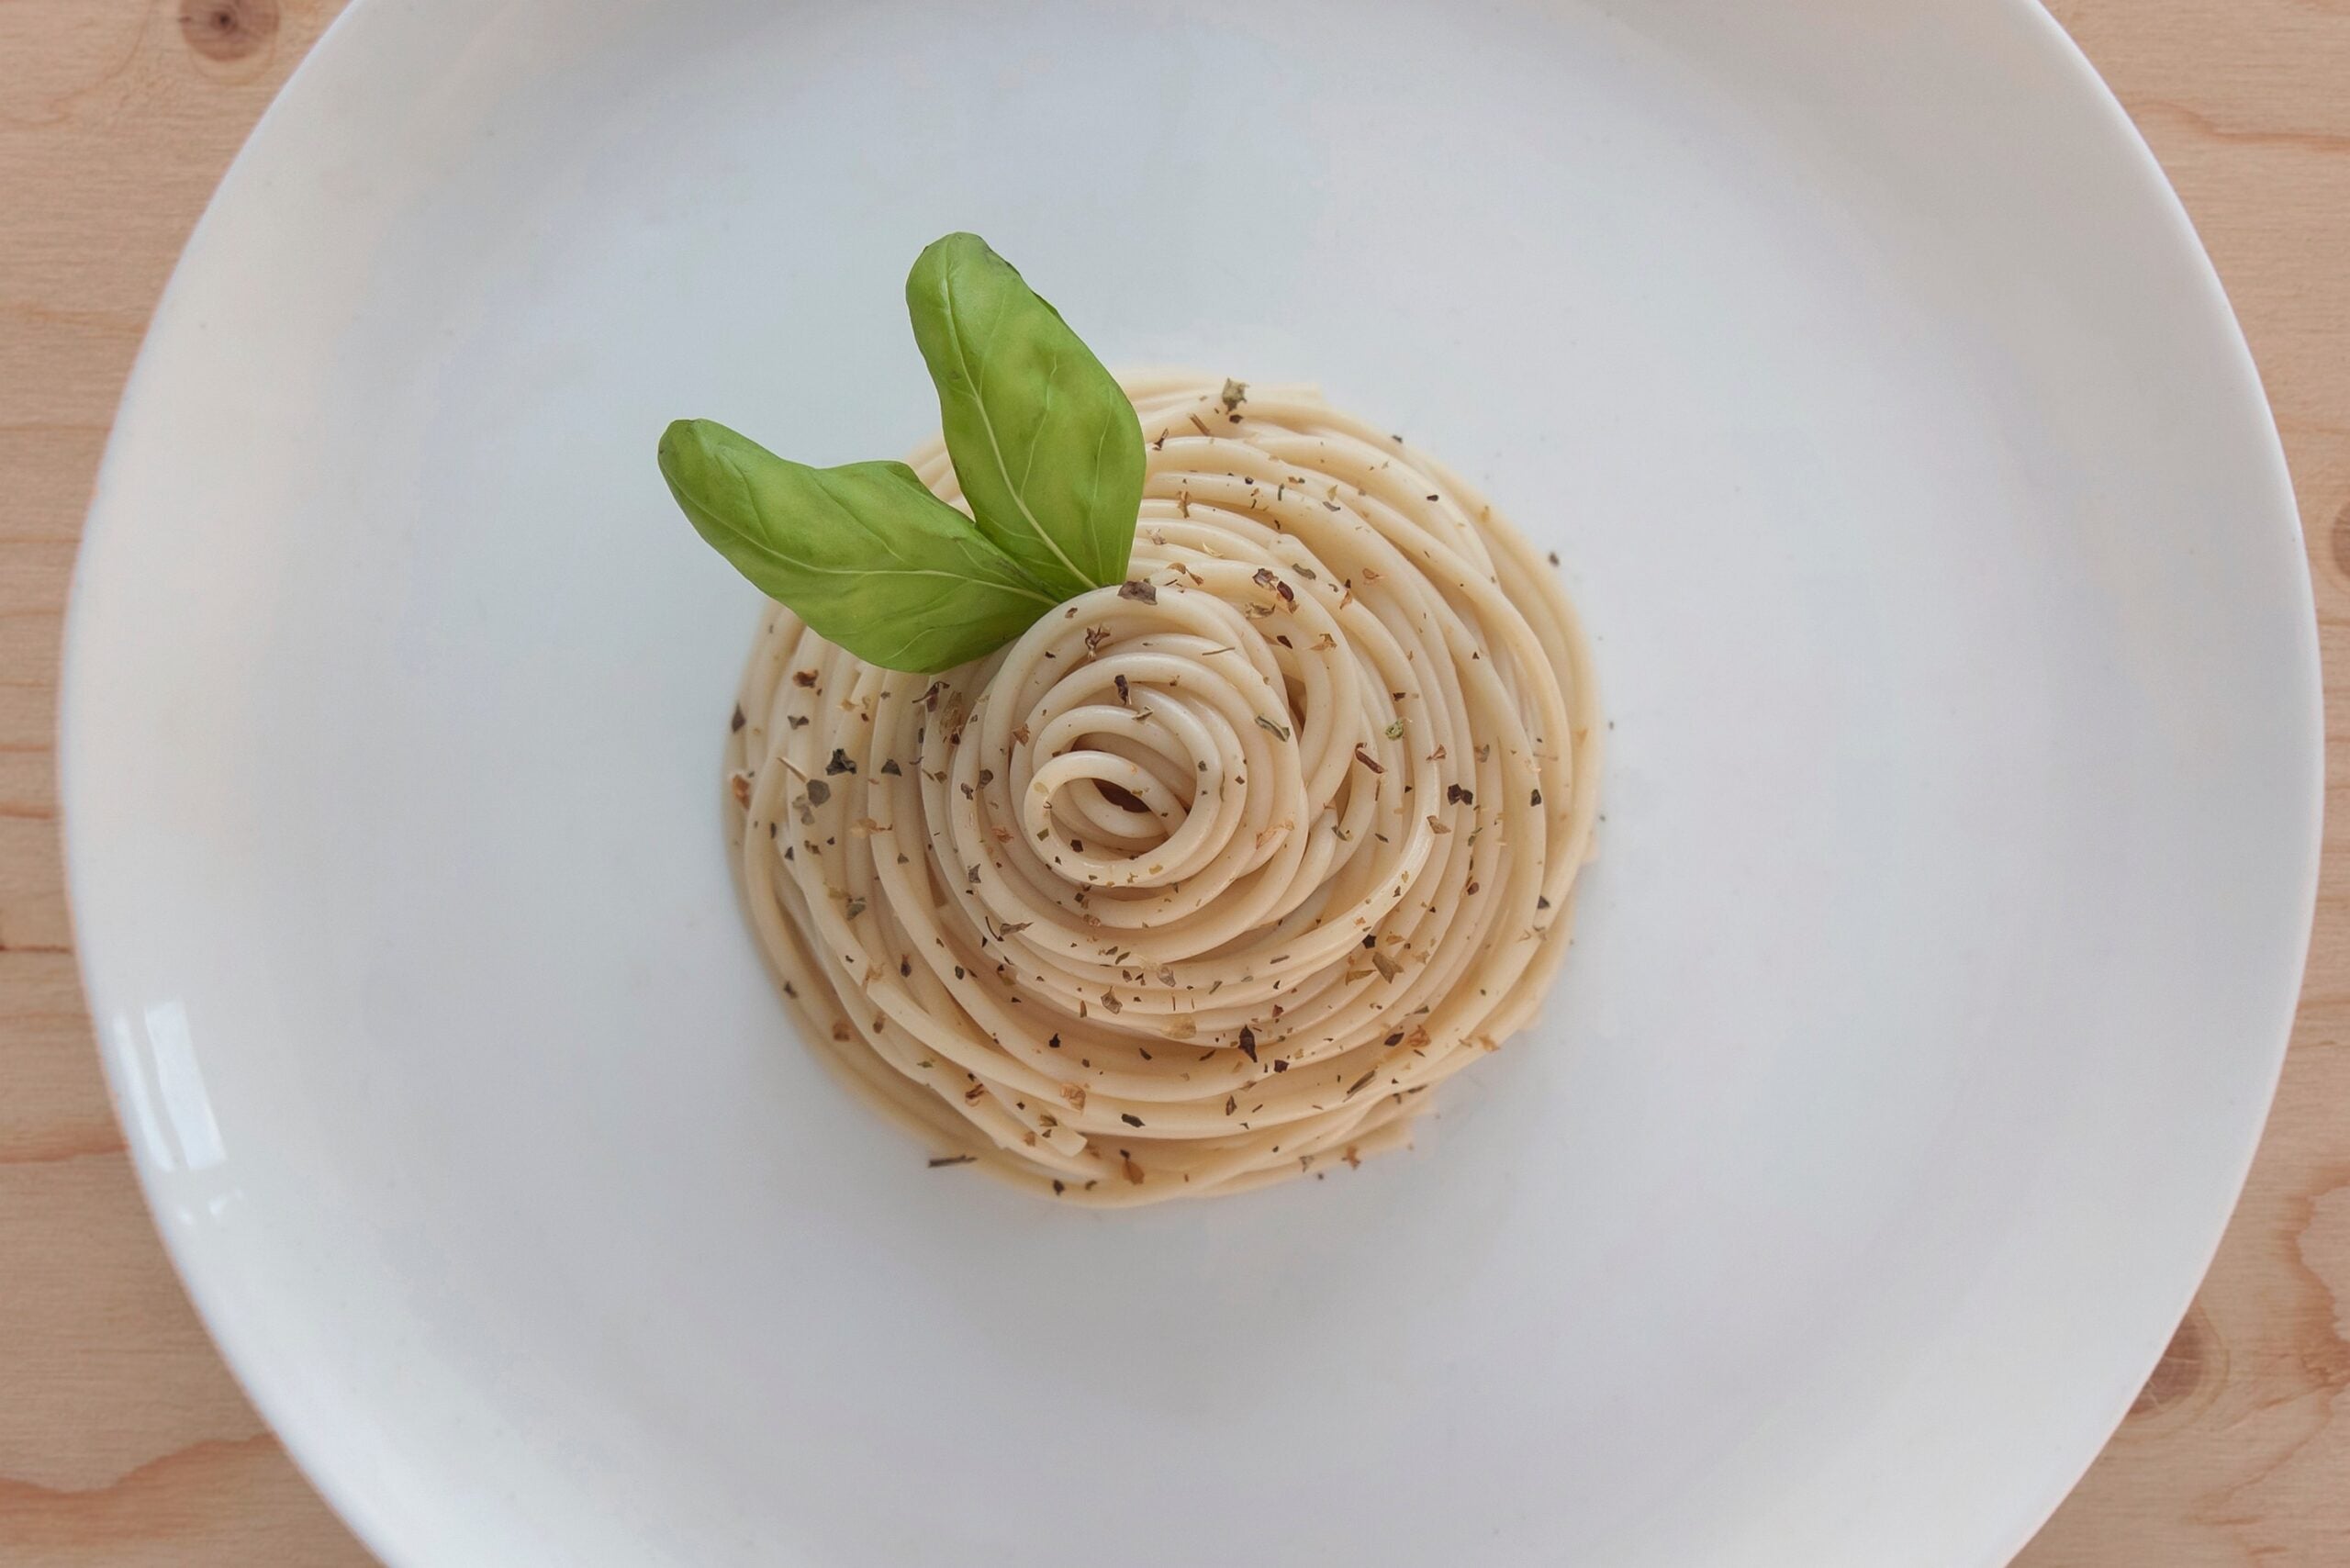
top-left (62, 2), bottom-right (2319, 1563)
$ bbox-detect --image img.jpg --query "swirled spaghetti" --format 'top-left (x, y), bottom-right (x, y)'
top-left (722, 374), bottom-right (1600, 1205)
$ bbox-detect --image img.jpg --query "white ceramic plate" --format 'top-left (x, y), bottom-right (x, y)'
top-left (62, 1), bottom-right (2320, 1563)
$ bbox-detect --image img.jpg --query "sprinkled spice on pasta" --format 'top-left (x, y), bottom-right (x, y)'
top-left (723, 374), bottom-right (1601, 1205)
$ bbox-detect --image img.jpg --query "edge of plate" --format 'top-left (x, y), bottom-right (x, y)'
top-left (1968, 3), bottom-right (2323, 1563)
top-left (52, 3), bottom-right (2326, 1566)
top-left (55, 3), bottom-right (432, 1562)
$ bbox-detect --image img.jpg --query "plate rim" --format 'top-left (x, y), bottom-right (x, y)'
top-left (56, 1), bottom-right (2323, 1563)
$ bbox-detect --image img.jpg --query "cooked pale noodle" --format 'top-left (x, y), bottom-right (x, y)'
top-left (723, 374), bottom-right (1600, 1205)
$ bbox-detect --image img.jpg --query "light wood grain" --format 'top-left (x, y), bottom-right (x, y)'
top-left (1, 1), bottom-right (2344, 1562)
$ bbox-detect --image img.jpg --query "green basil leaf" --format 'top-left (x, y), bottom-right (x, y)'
top-left (659, 418), bottom-right (1058, 673)
top-left (905, 232), bottom-right (1142, 600)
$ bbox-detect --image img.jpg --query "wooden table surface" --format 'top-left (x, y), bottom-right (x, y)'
top-left (3, 2), bottom-right (2345, 1563)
